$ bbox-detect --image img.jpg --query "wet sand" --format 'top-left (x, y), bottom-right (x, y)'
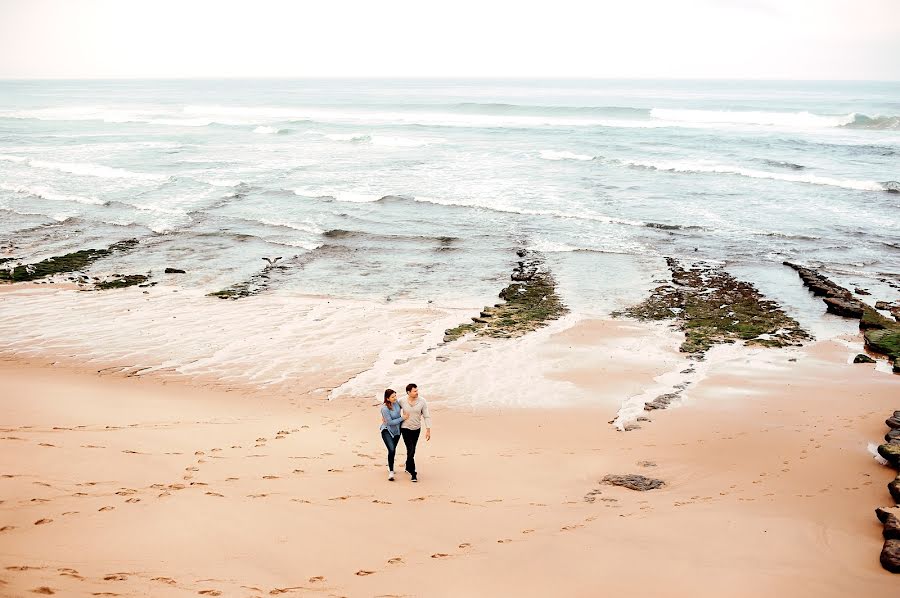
top-left (1, 316), bottom-right (897, 596)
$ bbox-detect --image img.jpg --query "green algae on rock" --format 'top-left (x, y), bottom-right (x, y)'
top-left (614, 257), bottom-right (809, 354)
top-left (0, 239), bottom-right (139, 283)
top-left (443, 250), bottom-right (567, 342)
top-left (95, 274), bottom-right (149, 290)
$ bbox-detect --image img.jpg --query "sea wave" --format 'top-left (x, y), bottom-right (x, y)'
top-left (293, 188), bottom-right (383, 203)
top-left (842, 114), bottom-right (900, 131)
top-left (0, 183), bottom-right (107, 206)
top-left (539, 150), bottom-right (594, 161)
top-left (257, 218), bottom-right (325, 235)
top-left (253, 125), bottom-right (282, 134)
top-left (324, 133), bottom-right (441, 147)
top-left (0, 154), bottom-right (166, 181)
top-left (649, 108), bottom-right (856, 128)
top-left (619, 158), bottom-right (889, 191)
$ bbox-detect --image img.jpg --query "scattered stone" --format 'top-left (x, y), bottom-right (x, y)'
top-left (601, 474), bottom-right (665, 491)
top-left (886, 429), bottom-right (900, 443)
top-left (889, 476), bottom-right (900, 504)
top-left (853, 354), bottom-right (876, 364)
top-left (443, 249), bottom-right (567, 341)
top-left (876, 301), bottom-right (892, 310)
top-left (615, 258), bottom-right (808, 354)
top-left (164, 267), bottom-right (186, 274)
top-left (95, 274), bottom-right (149, 290)
top-left (637, 460), bottom-right (657, 467)
top-left (856, 288), bottom-right (871, 296)
top-left (645, 393), bottom-right (678, 411)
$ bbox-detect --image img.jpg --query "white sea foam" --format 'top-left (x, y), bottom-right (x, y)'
top-left (292, 187), bottom-right (383, 203)
top-left (650, 108), bottom-right (856, 129)
top-left (621, 158), bottom-right (886, 191)
top-left (253, 125), bottom-right (280, 134)
top-left (1, 154), bottom-right (166, 181)
top-left (539, 150), bottom-right (594, 161)
top-left (0, 183), bottom-right (106, 206)
top-left (258, 218), bottom-right (324, 235)
top-left (325, 133), bottom-right (371, 142)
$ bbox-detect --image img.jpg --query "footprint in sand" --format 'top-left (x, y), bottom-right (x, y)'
top-left (560, 524), bottom-right (583, 531)
top-left (247, 494), bottom-right (268, 498)
top-left (185, 467), bottom-right (199, 472)
top-left (262, 475), bottom-right (279, 480)
top-left (151, 577), bottom-right (177, 585)
top-left (256, 438), bottom-right (267, 442)
top-left (38, 443), bottom-right (57, 447)
top-left (98, 506), bottom-right (115, 512)
top-left (34, 518), bottom-right (53, 525)
top-left (7, 566), bottom-right (43, 571)
top-left (387, 558), bottom-right (403, 565)
top-left (372, 499), bottom-right (391, 505)
top-left (205, 492), bottom-right (224, 498)
top-left (292, 469), bottom-right (304, 474)
top-left (103, 573), bottom-right (128, 581)
top-left (290, 499), bottom-right (312, 504)
top-left (225, 477), bottom-right (239, 481)
top-left (115, 490), bottom-right (137, 496)
top-left (308, 576), bottom-right (325, 582)
top-left (522, 529), bottom-right (535, 534)
top-left (431, 553), bottom-right (450, 559)
top-left (210, 448), bottom-right (222, 452)
top-left (197, 591), bottom-right (222, 596)
top-left (125, 498), bottom-right (141, 503)
top-left (1, 525), bottom-right (17, 532)
top-left (30, 587), bottom-right (55, 595)
top-left (195, 451), bottom-right (205, 456)
top-left (82, 445), bottom-right (104, 449)
top-left (355, 570), bottom-right (375, 576)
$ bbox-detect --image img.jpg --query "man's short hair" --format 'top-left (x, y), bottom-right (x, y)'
top-left (406, 383), bottom-right (417, 393)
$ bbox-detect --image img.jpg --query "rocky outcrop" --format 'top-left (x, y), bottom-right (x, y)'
top-left (876, 412), bottom-right (900, 573)
top-left (164, 267), bottom-right (186, 274)
top-left (785, 262), bottom-right (900, 373)
top-left (95, 274), bottom-right (149, 290)
top-left (601, 474), bottom-right (665, 491)
top-left (0, 239), bottom-right (139, 283)
top-left (853, 354), bottom-right (876, 364)
top-left (443, 249), bottom-right (567, 342)
top-left (614, 258), bottom-right (809, 355)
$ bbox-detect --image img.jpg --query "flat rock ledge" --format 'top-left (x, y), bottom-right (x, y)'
top-left (443, 249), bottom-right (567, 342)
top-left (875, 410), bottom-right (900, 573)
top-left (0, 239), bottom-right (139, 284)
top-left (613, 257), bottom-right (809, 355)
top-left (785, 262), bottom-right (900, 373)
top-left (601, 474), bottom-right (666, 491)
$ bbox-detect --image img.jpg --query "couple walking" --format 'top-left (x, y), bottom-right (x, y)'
top-left (379, 383), bottom-right (431, 482)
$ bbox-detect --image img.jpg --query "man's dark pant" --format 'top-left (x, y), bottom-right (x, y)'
top-left (401, 428), bottom-right (421, 475)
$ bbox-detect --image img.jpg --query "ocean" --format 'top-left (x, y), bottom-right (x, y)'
top-left (1, 78), bottom-right (898, 324)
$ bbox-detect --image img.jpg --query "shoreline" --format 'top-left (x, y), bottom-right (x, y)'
top-left (2, 313), bottom-right (899, 595)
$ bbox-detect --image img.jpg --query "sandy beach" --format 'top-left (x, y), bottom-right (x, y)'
top-left (1, 297), bottom-right (897, 597)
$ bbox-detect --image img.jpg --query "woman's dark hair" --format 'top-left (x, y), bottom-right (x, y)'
top-left (383, 388), bottom-right (396, 407)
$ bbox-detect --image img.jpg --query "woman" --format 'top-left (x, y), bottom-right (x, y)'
top-left (380, 388), bottom-right (407, 481)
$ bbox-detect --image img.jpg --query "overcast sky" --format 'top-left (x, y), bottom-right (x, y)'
top-left (1, 0), bottom-right (898, 79)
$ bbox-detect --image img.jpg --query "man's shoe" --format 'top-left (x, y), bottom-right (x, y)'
top-left (388, 471), bottom-right (395, 481)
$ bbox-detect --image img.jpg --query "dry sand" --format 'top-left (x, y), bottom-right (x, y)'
top-left (0, 318), bottom-right (898, 597)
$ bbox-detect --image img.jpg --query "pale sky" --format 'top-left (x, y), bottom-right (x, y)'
top-left (1, 0), bottom-right (898, 79)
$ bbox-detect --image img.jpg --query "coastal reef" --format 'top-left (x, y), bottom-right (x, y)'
top-left (876, 411), bottom-right (900, 573)
top-left (614, 258), bottom-right (809, 354)
top-left (0, 239), bottom-right (139, 284)
top-left (785, 262), bottom-right (900, 372)
top-left (443, 249), bottom-right (567, 342)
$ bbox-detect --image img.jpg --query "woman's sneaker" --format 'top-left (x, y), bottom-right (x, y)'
top-left (388, 471), bottom-right (395, 481)
top-left (411, 473), bottom-right (418, 482)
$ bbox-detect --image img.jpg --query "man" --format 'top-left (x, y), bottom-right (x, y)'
top-left (399, 383), bottom-right (431, 482)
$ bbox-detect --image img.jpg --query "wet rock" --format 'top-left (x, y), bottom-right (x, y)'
top-left (877, 506), bottom-right (900, 524)
top-left (878, 443), bottom-right (900, 468)
top-left (887, 415), bottom-right (900, 430)
top-left (0, 239), bottom-right (138, 283)
top-left (856, 288), bottom-right (871, 296)
top-left (644, 393), bottom-right (679, 411)
top-left (881, 539), bottom-right (900, 573)
top-left (886, 429), bottom-right (900, 443)
top-left (95, 274), bottom-right (149, 290)
top-left (164, 267), bottom-right (186, 274)
top-left (889, 477), bottom-right (900, 504)
top-left (601, 474), bottom-right (665, 491)
top-left (853, 354), bottom-right (876, 364)
top-left (824, 297), bottom-right (865, 318)
top-left (865, 328), bottom-right (900, 366)
top-left (876, 301), bottom-right (893, 311)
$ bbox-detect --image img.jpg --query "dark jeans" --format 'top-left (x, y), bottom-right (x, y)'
top-left (401, 428), bottom-right (421, 475)
top-left (381, 429), bottom-right (400, 471)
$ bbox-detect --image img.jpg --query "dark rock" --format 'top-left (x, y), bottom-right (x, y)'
top-left (823, 296), bottom-right (865, 318)
top-left (601, 474), bottom-right (665, 491)
top-left (645, 393), bottom-right (679, 411)
top-left (881, 539), bottom-right (900, 573)
top-left (860, 308), bottom-right (895, 331)
top-left (95, 274), bottom-right (149, 290)
top-left (865, 328), bottom-right (900, 364)
top-left (888, 416), bottom-right (900, 430)
top-left (853, 354), bottom-right (876, 364)
top-left (889, 477), bottom-right (900, 504)
top-left (884, 512), bottom-right (900, 540)
top-left (886, 428), bottom-right (900, 443)
top-left (878, 443), bottom-right (900, 468)
top-left (876, 506), bottom-right (900, 524)
top-left (876, 301), bottom-right (892, 311)
top-left (164, 267), bottom-right (186, 274)
top-left (883, 181), bottom-right (900, 194)
top-left (856, 288), bottom-right (871, 296)
top-left (0, 239), bottom-right (138, 283)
